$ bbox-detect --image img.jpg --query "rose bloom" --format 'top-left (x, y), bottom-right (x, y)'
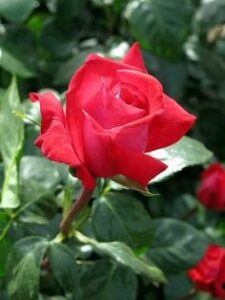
top-left (196, 163), bottom-right (225, 211)
top-left (29, 43), bottom-right (195, 190)
top-left (187, 244), bottom-right (225, 298)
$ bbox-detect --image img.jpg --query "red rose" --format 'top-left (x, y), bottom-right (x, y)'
top-left (187, 244), bottom-right (225, 298)
top-left (196, 163), bottom-right (225, 211)
top-left (29, 43), bottom-right (195, 190)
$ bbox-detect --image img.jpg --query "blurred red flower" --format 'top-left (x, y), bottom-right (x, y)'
top-left (196, 163), bottom-right (225, 211)
top-left (187, 244), bottom-right (225, 298)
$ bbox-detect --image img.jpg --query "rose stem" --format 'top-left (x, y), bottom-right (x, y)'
top-left (60, 187), bottom-right (94, 235)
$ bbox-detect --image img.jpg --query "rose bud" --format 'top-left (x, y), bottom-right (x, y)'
top-left (196, 163), bottom-right (225, 211)
top-left (29, 43), bottom-right (195, 190)
top-left (187, 244), bottom-right (225, 298)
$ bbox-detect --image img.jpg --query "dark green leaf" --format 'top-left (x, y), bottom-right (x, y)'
top-left (53, 47), bottom-right (102, 85)
top-left (0, 0), bottom-right (38, 22)
top-left (150, 136), bottom-right (213, 183)
top-left (7, 237), bottom-right (49, 300)
top-left (77, 259), bottom-right (137, 300)
top-left (0, 27), bottom-right (37, 78)
top-left (146, 218), bottom-right (208, 275)
top-left (91, 193), bottom-right (153, 248)
top-left (164, 273), bottom-right (192, 300)
top-left (40, 20), bottom-right (77, 58)
top-left (56, 0), bottom-right (87, 24)
top-left (124, 0), bottom-right (195, 58)
top-left (0, 46), bottom-right (36, 78)
top-left (49, 243), bottom-right (79, 292)
top-left (75, 232), bottom-right (166, 283)
top-left (0, 77), bottom-right (24, 208)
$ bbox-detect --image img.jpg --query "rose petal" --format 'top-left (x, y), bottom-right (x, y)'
top-left (117, 69), bottom-right (164, 113)
top-left (84, 81), bottom-right (146, 129)
top-left (29, 92), bottom-right (66, 134)
top-left (122, 42), bottom-right (148, 73)
top-left (146, 94), bottom-right (196, 151)
top-left (109, 123), bottom-right (148, 152)
top-left (82, 110), bottom-right (116, 177)
top-left (113, 144), bottom-right (167, 187)
top-left (35, 122), bottom-right (80, 167)
top-left (29, 92), bottom-right (95, 190)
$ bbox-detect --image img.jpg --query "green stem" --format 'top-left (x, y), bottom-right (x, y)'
top-left (60, 187), bottom-right (94, 235)
top-left (0, 219), bottom-right (13, 241)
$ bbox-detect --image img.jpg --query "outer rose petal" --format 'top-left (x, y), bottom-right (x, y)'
top-left (82, 110), bottom-right (166, 187)
top-left (35, 122), bottom-right (80, 167)
top-left (29, 92), bottom-right (65, 135)
top-left (109, 123), bottom-right (148, 153)
top-left (29, 92), bottom-right (95, 190)
top-left (113, 144), bottom-right (167, 187)
top-left (122, 42), bottom-right (148, 73)
top-left (83, 53), bottom-right (143, 92)
top-left (146, 94), bottom-right (196, 151)
top-left (82, 110), bottom-right (116, 178)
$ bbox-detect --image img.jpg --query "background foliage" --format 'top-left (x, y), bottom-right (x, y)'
top-left (0, 0), bottom-right (225, 299)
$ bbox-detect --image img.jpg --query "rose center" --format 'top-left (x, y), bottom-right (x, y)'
top-left (113, 82), bottom-right (147, 110)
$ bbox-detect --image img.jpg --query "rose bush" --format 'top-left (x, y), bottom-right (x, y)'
top-left (196, 163), bottom-right (225, 211)
top-left (29, 43), bottom-right (195, 189)
top-left (187, 244), bottom-right (225, 298)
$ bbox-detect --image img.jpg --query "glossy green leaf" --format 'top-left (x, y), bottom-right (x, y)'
top-left (91, 193), bottom-right (153, 248)
top-left (49, 243), bottom-right (79, 292)
top-left (20, 156), bottom-right (63, 203)
top-left (77, 259), bottom-right (137, 300)
top-left (0, 77), bottom-right (24, 208)
top-left (150, 136), bottom-right (213, 183)
top-left (7, 237), bottom-right (49, 300)
top-left (146, 218), bottom-right (208, 275)
top-left (0, 0), bottom-right (38, 22)
top-left (75, 232), bottom-right (166, 283)
top-left (124, 0), bottom-right (195, 58)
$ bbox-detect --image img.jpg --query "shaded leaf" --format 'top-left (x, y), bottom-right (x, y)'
top-left (0, 27), bottom-right (37, 78)
top-left (91, 193), bottom-right (153, 248)
top-left (124, 0), bottom-right (195, 58)
top-left (49, 243), bottom-right (79, 292)
top-left (146, 218), bottom-right (208, 275)
top-left (77, 259), bottom-right (137, 300)
top-left (0, 0), bottom-right (38, 22)
top-left (0, 46), bottom-right (36, 78)
top-left (7, 236), bottom-right (49, 300)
